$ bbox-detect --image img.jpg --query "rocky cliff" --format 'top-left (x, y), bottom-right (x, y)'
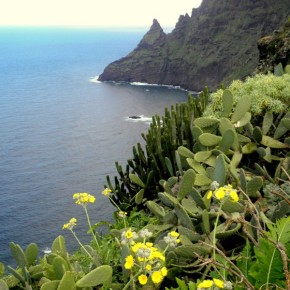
top-left (98, 0), bottom-right (290, 91)
top-left (256, 17), bottom-right (290, 73)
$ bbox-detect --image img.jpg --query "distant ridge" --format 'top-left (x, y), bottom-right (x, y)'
top-left (99, 0), bottom-right (290, 91)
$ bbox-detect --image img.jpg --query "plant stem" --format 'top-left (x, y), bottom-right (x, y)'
top-left (84, 206), bottom-right (100, 250)
top-left (71, 230), bottom-right (93, 260)
top-left (122, 270), bottom-right (142, 290)
top-left (212, 205), bottom-right (222, 260)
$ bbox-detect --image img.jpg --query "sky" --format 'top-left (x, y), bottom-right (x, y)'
top-left (0, 0), bottom-right (203, 28)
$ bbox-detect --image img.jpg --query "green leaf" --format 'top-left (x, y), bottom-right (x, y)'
top-left (236, 239), bottom-right (253, 279)
top-left (135, 189), bottom-right (144, 205)
top-left (76, 265), bottom-right (112, 288)
top-left (58, 271), bottom-right (76, 290)
top-left (274, 63), bottom-right (283, 76)
top-left (199, 133), bottom-right (222, 147)
top-left (9, 242), bottom-right (27, 269)
top-left (178, 146), bottom-right (195, 159)
top-left (129, 173), bottom-right (145, 188)
top-left (194, 117), bottom-right (220, 128)
top-left (249, 216), bottom-right (290, 288)
top-left (262, 111), bottom-right (273, 135)
top-left (40, 281), bottom-right (60, 290)
top-left (261, 136), bottom-right (288, 149)
top-left (178, 169), bottom-right (195, 200)
top-left (25, 243), bottom-right (38, 267)
top-left (266, 215), bottom-right (290, 244)
top-left (231, 96), bottom-right (251, 123)
top-left (214, 154), bottom-right (227, 186)
top-left (222, 89), bottom-right (233, 117)
top-left (165, 157), bottom-right (174, 176)
top-left (174, 203), bottom-right (194, 230)
top-left (51, 236), bottom-right (67, 260)
top-left (176, 277), bottom-right (188, 290)
top-left (194, 151), bottom-right (212, 162)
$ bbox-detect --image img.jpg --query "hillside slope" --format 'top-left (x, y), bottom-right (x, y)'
top-left (99, 0), bottom-right (290, 91)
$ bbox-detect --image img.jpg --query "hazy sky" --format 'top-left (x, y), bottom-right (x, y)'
top-left (0, 0), bottom-right (203, 28)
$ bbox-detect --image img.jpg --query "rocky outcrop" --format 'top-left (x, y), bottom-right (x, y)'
top-left (98, 0), bottom-right (290, 91)
top-left (256, 18), bottom-right (290, 73)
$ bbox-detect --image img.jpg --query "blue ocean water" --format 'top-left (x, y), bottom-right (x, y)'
top-left (0, 27), bottom-right (188, 265)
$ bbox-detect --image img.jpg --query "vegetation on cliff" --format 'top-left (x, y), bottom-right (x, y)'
top-left (256, 17), bottom-right (290, 74)
top-left (0, 64), bottom-right (289, 289)
top-left (99, 0), bottom-right (290, 91)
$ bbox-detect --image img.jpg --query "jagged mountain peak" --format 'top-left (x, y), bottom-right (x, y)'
top-left (99, 0), bottom-right (290, 91)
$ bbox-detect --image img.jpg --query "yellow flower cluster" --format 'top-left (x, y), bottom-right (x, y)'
top-left (102, 188), bottom-right (112, 196)
top-left (73, 192), bottom-right (96, 206)
top-left (123, 229), bottom-right (167, 286)
top-left (62, 217), bottom-right (77, 230)
top-left (164, 231), bottom-right (181, 247)
top-left (207, 184), bottom-right (239, 202)
top-left (121, 228), bottom-right (138, 245)
top-left (197, 278), bottom-right (224, 289)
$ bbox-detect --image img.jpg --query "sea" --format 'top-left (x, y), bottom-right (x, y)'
top-left (0, 27), bottom-right (189, 265)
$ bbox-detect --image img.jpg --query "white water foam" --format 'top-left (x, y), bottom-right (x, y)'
top-left (125, 115), bottom-right (152, 124)
top-left (89, 76), bottom-right (101, 83)
top-left (130, 81), bottom-right (187, 91)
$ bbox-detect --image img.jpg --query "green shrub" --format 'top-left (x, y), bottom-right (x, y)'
top-left (203, 72), bottom-right (290, 119)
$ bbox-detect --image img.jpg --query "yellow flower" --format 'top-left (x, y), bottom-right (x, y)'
top-left (207, 190), bottom-right (213, 199)
top-left (213, 278), bottom-right (224, 289)
top-left (197, 279), bottom-right (214, 289)
top-left (132, 242), bottom-right (143, 253)
top-left (121, 228), bottom-right (138, 244)
top-left (229, 190), bottom-right (239, 202)
top-left (170, 231), bottom-right (179, 238)
top-left (125, 229), bottom-right (134, 239)
top-left (150, 250), bottom-right (165, 261)
top-left (151, 271), bottom-right (163, 284)
top-left (118, 211), bottom-right (127, 218)
top-left (102, 188), bottom-right (112, 196)
top-left (145, 264), bottom-right (152, 271)
top-left (124, 255), bottom-right (134, 269)
top-left (215, 188), bottom-right (226, 200)
top-left (73, 193), bottom-right (95, 206)
top-left (145, 242), bottom-right (153, 248)
top-left (138, 274), bottom-right (148, 285)
top-left (161, 267), bottom-right (168, 277)
top-left (62, 217), bottom-right (77, 230)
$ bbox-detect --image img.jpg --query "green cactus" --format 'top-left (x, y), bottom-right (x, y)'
top-left (175, 244), bottom-right (210, 258)
top-left (222, 89), bottom-right (234, 117)
top-left (25, 243), bottom-right (38, 268)
top-left (262, 111), bottom-right (273, 135)
top-left (51, 236), bottom-right (67, 261)
top-left (76, 265), bottom-right (112, 288)
top-left (178, 169), bottom-right (195, 200)
top-left (199, 133), bottom-right (222, 147)
top-left (7, 242), bottom-right (40, 289)
top-left (40, 280), bottom-right (60, 290)
top-left (231, 95), bottom-right (252, 124)
top-left (146, 201), bottom-right (166, 218)
top-left (57, 271), bottom-right (76, 290)
top-left (194, 151), bottom-right (212, 162)
top-left (215, 223), bottom-right (242, 239)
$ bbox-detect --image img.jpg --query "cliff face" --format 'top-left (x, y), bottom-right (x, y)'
top-left (98, 0), bottom-right (290, 91)
top-left (256, 18), bottom-right (290, 73)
